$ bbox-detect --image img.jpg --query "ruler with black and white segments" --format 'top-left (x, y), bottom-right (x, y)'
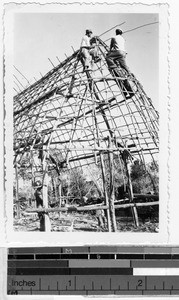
top-left (7, 246), bottom-right (179, 295)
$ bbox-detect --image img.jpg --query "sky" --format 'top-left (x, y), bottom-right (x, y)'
top-left (14, 13), bottom-right (159, 108)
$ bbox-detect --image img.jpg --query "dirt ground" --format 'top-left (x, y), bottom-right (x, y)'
top-left (13, 210), bottom-right (159, 233)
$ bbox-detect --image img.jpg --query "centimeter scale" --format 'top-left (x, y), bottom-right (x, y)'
top-left (7, 246), bottom-right (179, 295)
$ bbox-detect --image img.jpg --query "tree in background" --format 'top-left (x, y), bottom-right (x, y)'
top-left (17, 154), bottom-right (32, 181)
top-left (93, 154), bottom-right (126, 199)
top-left (130, 159), bottom-right (159, 194)
top-left (68, 168), bottom-right (89, 201)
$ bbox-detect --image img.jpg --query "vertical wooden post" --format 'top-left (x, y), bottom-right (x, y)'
top-left (89, 79), bottom-right (111, 232)
top-left (42, 148), bottom-right (48, 208)
top-left (51, 176), bottom-right (57, 203)
top-left (30, 151), bottom-right (35, 209)
top-left (58, 177), bottom-right (62, 218)
top-left (108, 136), bottom-right (117, 232)
top-left (122, 150), bottom-right (139, 227)
top-left (41, 145), bottom-right (51, 232)
top-left (15, 164), bottom-right (20, 219)
top-left (99, 153), bottom-right (111, 232)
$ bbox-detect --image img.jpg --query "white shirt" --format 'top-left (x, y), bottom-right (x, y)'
top-left (81, 35), bottom-right (90, 48)
top-left (110, 35), bottom-right (125, 52)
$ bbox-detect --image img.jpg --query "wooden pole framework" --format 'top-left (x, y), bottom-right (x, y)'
top-left (13, 33), bottom-right (159, 231)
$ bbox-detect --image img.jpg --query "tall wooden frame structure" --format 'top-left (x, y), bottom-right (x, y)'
top-left (13, 35), bottom-right (159, 232)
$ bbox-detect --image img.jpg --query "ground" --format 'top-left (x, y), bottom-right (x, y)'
top-left (13, 210), bottom-right (159, 233)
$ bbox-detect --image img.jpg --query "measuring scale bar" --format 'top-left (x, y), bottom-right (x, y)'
top-left (7, 246), bottom-right (179, 295)
top-left (7, 275), bottom-right (179, 295)
top-left (7, 265), bottom-right (179, 295)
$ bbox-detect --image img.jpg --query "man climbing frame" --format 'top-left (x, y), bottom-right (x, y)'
top-left (80, 29), bottom-right (101, 71)
top-left (106, 28), bottom-right (131, 74)
top-left (106, 28), bottom-right (134, 99)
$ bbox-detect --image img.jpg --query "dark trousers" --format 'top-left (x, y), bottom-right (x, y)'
top-left (112, 68), bottom-right (134, 98)
top-left (106, 50), bottom-right (130, 74)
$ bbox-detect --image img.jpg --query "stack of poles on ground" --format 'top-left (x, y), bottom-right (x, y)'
top-left (13, 35), bottom-right (159, 232)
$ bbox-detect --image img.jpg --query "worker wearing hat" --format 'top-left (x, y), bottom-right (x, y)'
top-left (80, 29), bottom-right (101, 71)
top-left (86, 29), bottom-right (92, 35)
top-left (106, 28), bottom-right (131, 74)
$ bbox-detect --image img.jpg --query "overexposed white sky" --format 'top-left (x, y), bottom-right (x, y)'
top-left (14, 13), bottom-right (159, 108)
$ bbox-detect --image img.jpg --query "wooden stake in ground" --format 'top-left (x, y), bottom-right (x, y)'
top-left (108, 136), bottom-right (117, 232)
top-left (121, 149), bottom-right (139, 227)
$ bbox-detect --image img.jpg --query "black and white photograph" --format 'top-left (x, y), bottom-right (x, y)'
top-left (11, 10), bottom-right (161, 233)
top-left (2, 0), bottom-right (179, 298)
top-left (2, 1), bottom-right (170, 241)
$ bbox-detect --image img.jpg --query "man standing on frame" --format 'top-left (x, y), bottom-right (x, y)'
top-left (80, 29), bottom-right (100, 71)
top-left (106, 28), bottom-right (131, 74)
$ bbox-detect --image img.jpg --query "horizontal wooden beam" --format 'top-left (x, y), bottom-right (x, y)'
top-left (115, 201), bottom-right (159, 209)
top-left (26, 201), bottom-right (159, 214)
